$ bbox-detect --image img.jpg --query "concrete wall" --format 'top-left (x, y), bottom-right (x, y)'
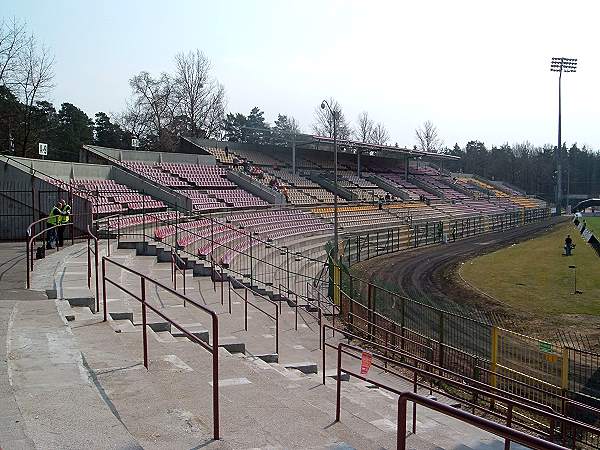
top-left (366, 175), bottom-right (410, 200)
top-left (0, 157), bottom-right (91, 240)
top-left (83, 145), bottom-right (215, 165)
top-left (2, 156), bottom-right (112, 181)
top-left (110, 166), bottom-right (192, 211)
top-left (226, 171), bottom-right (285, 204)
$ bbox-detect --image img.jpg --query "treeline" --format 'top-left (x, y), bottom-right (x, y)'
top-left (442, 141), bottom-right (600, 201)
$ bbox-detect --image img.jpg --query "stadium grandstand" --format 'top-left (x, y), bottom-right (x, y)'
top-left (5, 135), bottom-right (600, 450)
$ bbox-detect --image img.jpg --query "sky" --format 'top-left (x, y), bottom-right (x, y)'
top-left (4, 0), bottom-right (600, 149)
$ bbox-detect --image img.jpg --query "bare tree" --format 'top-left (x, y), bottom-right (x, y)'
top-left (129, 71), bottom-right (176, 150)
top-left (312, 97), bottom-right (352, 140)
top-left (371, 122), bottom-right (390, 145)
top-left (173, 50), bottom-right (226, 139)
top-left (0, 18), bottom-right (27, 85)
top-left (14, 36), bottom-right (54, 156)
top-left (113, 100), bottom-right (152, 146)
top-left (354, 111), bottom-right (374, 143)
top-left (415, 120), bottom-right (443, 153)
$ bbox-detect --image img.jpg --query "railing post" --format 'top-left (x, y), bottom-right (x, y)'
top-left (412, 371), bottom-right (418, 434)
top-left (397, 395), bottom-right (408, 450)
top-left (335, 345), bottom-right (342, 422)
top-left (26, 238), bottom-right (31, 289)
top-left (244, 289), bottom-right (248, 331)
top-left (249, 232), bottom-right (253, 288)
top-left (87, 237), bottom-right (91, 289)
top-left (94, 238), bottom-right (99, 313)
top-left (295, 293), bottom-right (298, 331)
top-left (275, 305), bottom-right (279, 355)
top-left (141, 278), bottom-right (148, 369)
top-left (220, 267), bottom-right (224, 306)
top-left (504, 404), bottom-right (513, 450)
top-left (228, 278), bottom-right (232, 314)
top-left (318, 308), bottom-right (323, 352)
top-left (322, 322), bottom-right (326, 385)
top-left (212, 314), bottom-right (220, 441)
top-left (102, 257), bottom-right (107, 322)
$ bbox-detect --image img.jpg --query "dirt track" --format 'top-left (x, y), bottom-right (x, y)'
top-left (351, 216), bottom-right (573, 337)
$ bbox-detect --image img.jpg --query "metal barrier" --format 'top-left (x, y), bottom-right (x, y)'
top-left (334, 283), bottom-right (600, 444)
top-left (397, 392), bottom-right (566, 450)
top-left (101, 256), bottom-right (220, 440)
top-left (333, 342), bottom-right (599, 449)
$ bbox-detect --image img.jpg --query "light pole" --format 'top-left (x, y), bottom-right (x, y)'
top-left (550, 57), bottom-right (577, 215)
top-left (321, 99), bottom-right (339, 261)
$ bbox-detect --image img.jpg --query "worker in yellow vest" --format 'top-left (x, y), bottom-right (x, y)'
top-left (46, 201), bottom-right (62, 249)
top-left (58, 199), bottom-right (71, 247)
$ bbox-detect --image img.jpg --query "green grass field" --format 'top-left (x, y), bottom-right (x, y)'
top-left (460, 222), bottom-right (600, 316)
top-left (584, 216), bottom-right (600, 236)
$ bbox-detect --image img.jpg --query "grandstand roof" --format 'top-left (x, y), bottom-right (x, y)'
top-left (298, 135), bottom-right (460, 161)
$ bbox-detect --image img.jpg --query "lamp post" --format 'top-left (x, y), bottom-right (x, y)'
top-left (550, 57), bottom-right (577, 215)
top-left (321, 99), bottom-right (339, 261)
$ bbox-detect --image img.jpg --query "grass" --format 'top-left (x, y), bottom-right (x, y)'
top-left (460, 222), bottom-right (600, 316)
top-left (584, 216), bottom-right (600, 236)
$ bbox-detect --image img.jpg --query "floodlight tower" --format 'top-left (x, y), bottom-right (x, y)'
top-left (550, 57), bottom-right (577, 215)
top-left (320, 99), bottom-right (339, 261)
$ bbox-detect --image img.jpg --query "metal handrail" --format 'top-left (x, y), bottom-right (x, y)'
top-left (86, 225), bottom-right (100, 312)
top-left (26, 220), bottom-right (78, 289)
top-left (396, 391), bottom-right (566, 450)
top-left (333, 342), bottom-right (600, 449)
top-left (171, 250), bottom-right (186, 295)
top-left (101, 256), bottom-right (220, 440)
top-left (228, 278), bottom-right (279, 355)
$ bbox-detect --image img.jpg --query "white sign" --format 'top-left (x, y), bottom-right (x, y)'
top-left (38, 143), bottom-right (48, 156)
top-left (131, 138), bottom-right (139, 148)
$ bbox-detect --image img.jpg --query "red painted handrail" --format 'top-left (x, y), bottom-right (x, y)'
top-left (101, 256), bottom-right (220, 440)
top-left (86, 225), bottom-right (100, 312)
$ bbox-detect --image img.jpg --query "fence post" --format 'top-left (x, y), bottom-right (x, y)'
top-left (491, 326), bottom-right (499, 406)
top-left (438, 312), bottom-right (444, 367)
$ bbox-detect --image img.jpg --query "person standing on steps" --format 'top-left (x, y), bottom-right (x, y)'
top-left (58, 199), bottom-right (71, 247)
top-left (46, 201), bottom-right (62, 249)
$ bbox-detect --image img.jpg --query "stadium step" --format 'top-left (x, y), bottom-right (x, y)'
top-left (31, 240), bottom-right (544, 449)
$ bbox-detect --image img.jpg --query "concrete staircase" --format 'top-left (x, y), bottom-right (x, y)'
top-left (27, 241), bottom-right (531, 449)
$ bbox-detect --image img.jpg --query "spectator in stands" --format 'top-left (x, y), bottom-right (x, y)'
top-left (224, 145), bottom-right (229, 157)
top-left (565, 235), bottom-right (574, 256)
top-left (385, 193), bottom-right (390, 202)
top-left (451, 225), bottom-right (457, 242)
top-left (378, 197), bottom-right (383, 210)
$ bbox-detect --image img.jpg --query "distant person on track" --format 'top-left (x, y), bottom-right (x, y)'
top-left (564, 234), bottom-right (574, 256)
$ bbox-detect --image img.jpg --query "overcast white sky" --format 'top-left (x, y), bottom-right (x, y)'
top-left (5, 0), bottom-right (600, 149)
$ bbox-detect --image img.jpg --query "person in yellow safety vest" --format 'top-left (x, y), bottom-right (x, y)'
top-left (58, 199), bottom-right (71, 247)
top-left (46, 201), bottom-right (62, 249)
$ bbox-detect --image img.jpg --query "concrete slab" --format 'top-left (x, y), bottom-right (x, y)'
top-left (285, 362), bottom-right (318, 374)
top-left (219, 337), bottom-right (245, 354)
